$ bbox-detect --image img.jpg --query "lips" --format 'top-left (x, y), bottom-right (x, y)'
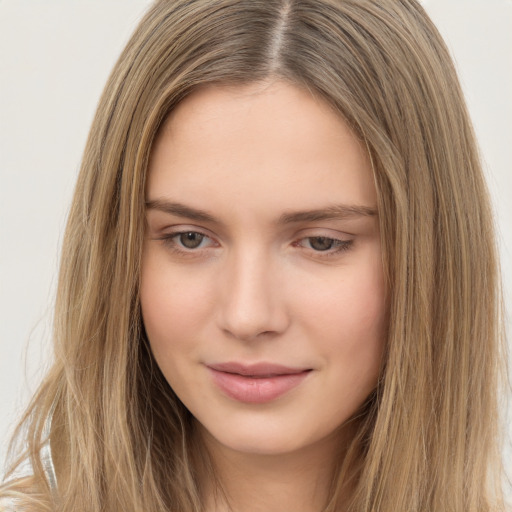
top-left (207, 362), bottom-right (312, 403)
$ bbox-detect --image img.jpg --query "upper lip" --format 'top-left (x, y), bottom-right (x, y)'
top-left (207, 362), bottom-right (311, 377)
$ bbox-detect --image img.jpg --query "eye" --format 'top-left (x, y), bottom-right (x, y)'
top-left (294, 235), bottom-right (353, 257)
top-left (305, 236), bottom-right (337, 251)
top-left (301, 236), bottom-right (351, 251)
top-left (177, 231), bottom-right (207, 249)
top-left (157, 229), bottom-right (218, 253)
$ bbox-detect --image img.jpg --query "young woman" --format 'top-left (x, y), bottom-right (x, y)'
top-left (1, 1), bottom-right (507, 511)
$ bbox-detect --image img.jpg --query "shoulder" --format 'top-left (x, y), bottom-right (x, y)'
top-left (0, 475), bottom-right (51, 512)
top-left (0, 492), bottom-right (50, 512)
top-left (0, 496), bottom-right (19, 511)
top-left (0, 442), bottom-right (57, 512)
top-left (0, 473), bottom-right (39, 512)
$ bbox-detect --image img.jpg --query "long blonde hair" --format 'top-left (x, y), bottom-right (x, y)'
top-left (1, 1), bottom-right (507, 511)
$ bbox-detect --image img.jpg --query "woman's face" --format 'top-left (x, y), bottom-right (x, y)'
top-left (141, 81), bottom-right (386, 456)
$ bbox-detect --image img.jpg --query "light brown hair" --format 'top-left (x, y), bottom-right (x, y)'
top-left (1, 1), bottom-right (507, 511)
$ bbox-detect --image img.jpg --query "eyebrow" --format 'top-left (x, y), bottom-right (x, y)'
top-left (145, 199), bottom-right (377, 225)
top-left (146, 199), bottom-right (217, 223)
top-left (278, 204), bottom-right (377, 224)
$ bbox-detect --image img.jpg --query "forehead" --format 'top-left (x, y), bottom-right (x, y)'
top-left (146, 81), bottom-right (376, 219)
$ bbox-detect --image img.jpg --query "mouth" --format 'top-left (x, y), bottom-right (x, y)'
top-left (206, 362), bottom-right (312, 403)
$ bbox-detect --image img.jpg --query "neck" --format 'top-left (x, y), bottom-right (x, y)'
top-left (196, 424), bottom-right (356, 512)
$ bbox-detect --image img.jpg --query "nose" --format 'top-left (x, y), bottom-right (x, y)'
top-left (217, 248), bottom-right (290, 342)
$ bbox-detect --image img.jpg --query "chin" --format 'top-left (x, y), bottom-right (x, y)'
top-left (195, 413), bottom-right (347, 459)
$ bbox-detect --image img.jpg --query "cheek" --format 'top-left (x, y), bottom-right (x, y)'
top-left (296, 255), bottom-right (387, 378)
top-left (320, 278), bottom-right (386, 416)
top-left (139, 249), bottom-right (212, 360)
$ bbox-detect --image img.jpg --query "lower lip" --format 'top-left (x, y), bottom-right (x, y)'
top-left (208, 368), bottom-right (311, 404)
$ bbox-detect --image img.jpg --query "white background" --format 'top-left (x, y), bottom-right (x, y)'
top-left (1, 0), bottom-right (511, 490)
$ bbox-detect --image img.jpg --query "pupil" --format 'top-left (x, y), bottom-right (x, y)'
top-left (180, 232), bottom-right (204, 249)
top-left (310, 237), bottom-right (333, 251)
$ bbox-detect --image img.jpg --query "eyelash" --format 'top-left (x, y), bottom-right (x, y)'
top-left (157, 230), bottom-right (354, 258)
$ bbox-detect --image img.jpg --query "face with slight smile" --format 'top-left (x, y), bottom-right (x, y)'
top-left (140, 81), bottom-right (387, 456)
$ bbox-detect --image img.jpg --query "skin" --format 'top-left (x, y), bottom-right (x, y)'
top-left (140, 81), bottom-right (387, 511)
